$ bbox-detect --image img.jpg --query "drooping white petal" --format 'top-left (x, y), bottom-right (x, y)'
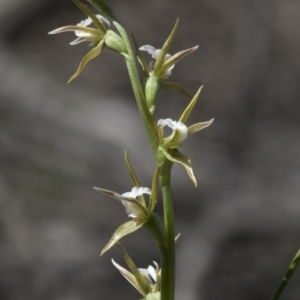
top-left (120, 200), bottom-right (142, 218)
top-left (158, 118), bottom-right (188, 142)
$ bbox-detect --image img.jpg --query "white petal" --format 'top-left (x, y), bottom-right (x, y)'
top-left (158, 119), bottom-right (188, 142)
top-left (121, 200), bottom-right (141, 218)
top-left (147, 265), bottom-right (157, 282)
top-left (122, 187), bottom-right (151, 198)
top-left (77, 17), bottom-right (93, 27)
top-left (139, 45), bottom-right (156, 56)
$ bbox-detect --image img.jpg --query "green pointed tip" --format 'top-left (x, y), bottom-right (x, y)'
top-left (153, 18), bottom-right (179, 76)
top-left (179, 85), bottom-right (203, 123)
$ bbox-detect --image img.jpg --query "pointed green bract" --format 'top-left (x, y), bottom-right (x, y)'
top-left (68, 40), bottom-right (104, 83)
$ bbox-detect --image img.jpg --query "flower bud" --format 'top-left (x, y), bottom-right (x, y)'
top-left (143, 76), bottom-right (160, 113)
top-left (104, 30), bottom-right (127, 54)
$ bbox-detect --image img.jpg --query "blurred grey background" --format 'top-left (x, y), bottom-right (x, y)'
top-left (1, 0), bottom-right (300, 299)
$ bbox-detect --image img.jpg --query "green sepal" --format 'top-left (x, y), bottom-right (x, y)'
top-left (72, 0), bottom-right (107, 33)
top-left (159, 146), bottom-right (197, 186)
top-left (100, 219), bottom-right (144, 256)
top-left (68, 39), bottom-right (104, 83)
top-left (179, 85), bottom-right (203, 123)
top-left (153, 18), bottom-right (179, 77)
top-left (104, 30), bottom-right (127, 54)
top-left (160, 45), bottom-right (198, 79)
top-left (188, 119), bottom-right (214, 135)
top-left (117, 243), bottom-right (151, 296)
top-left (160, 80), bottom-right (192, 97)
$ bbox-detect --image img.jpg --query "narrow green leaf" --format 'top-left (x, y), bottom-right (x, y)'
top-left (179, 85), bottom-right (203, 123)
top-left (68, 40), bottom-right (104, 83)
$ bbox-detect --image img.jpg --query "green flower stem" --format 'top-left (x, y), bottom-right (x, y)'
top-left (160, 160), bottom-right (175, 300)
top-left (88, 0), bottom-right (159, 157)
top-left (272, 249), bottom-right (300, 300)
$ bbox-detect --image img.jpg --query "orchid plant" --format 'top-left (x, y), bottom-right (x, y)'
top-left (50, 1), bottom-right (300, 299)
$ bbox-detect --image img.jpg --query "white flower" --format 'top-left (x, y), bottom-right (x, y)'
top-left (70, 15), bottom-right (110, 45)
top-left (138, 261), bottom-right (159, 284)
top-left (139, 45), bottom-right (174, 78)
top-left (121, 187), bottom-right (151, 218)
top-left (158, 118), bottom-right (188, 142)
top-left (112, 258), bottom-right (160, 296)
